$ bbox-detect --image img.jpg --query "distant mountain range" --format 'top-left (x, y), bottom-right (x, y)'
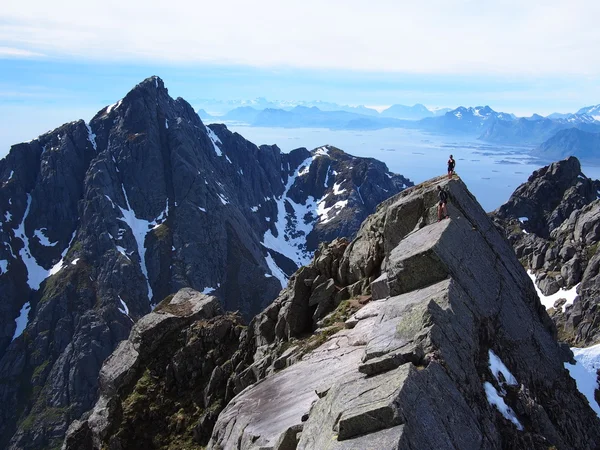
top-left (533, 129), bottom-right (600, 164)
top-left (200, 102), bottom-right (600, 148)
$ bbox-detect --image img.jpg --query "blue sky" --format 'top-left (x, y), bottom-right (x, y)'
top-left (1, 0), bottom-right (599, 156)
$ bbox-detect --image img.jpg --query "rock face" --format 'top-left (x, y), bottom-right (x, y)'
top-left (203, 176), bottom-right (600, 450)
top-left (63, 289), bottom-right (238, 450)
top-left (491, 157), bottom-right (600, 346)
top-left (0, 77), bottom-right (412, 449)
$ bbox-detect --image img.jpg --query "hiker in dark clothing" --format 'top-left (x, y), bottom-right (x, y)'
top-left (447, 155), bottom-right (456, 179)
top-left (437, 185), bottom-right (448, 221)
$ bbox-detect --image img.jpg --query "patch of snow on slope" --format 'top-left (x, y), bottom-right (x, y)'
top-left (118, 295), bottom-right (134, 322)
top-left (489, 350), bottom-right (518, 387)
top-left (165, 119), bottom-right (169, 129)
top-left (565, 344), bottom-right (600, 417)
top-left (324, 166), bottom-right (331, 188)
top-left (11, 302), bottom-right (31, 341)
top-left (483, 382), bottom-right (523, 430)
top-left (8, 170), bottom-right (14, 181)
top-left (298, 161), bottom-right (312, 176)
top-left (48, 231), bottom-right (76, 277)
top-left (34, 228), bottom-right (58, 247)
top-left (217, 193), bottom-right (229, 205)
top-left (265, 251), bottom-right (289, 288)
top-left (71, 258), bottom-right (80, 265)
top-left (317, 199), bottom-right (348, 224)
top-left (0, 259), bottom-right (7, 274)
top-left (105, 100), bottom-right (122, 115)
top-left (117, 186), bottom-right (168, 303)
top-left (314, 146), bottom-right (329, 156)
top-left (85, 123), bottom-right (97, 151)
top-left (5, 211), bottom-right (11, 221)
top-left (528, 270), bottom-right (579, 310)
top-left (262, 157), bottom-right (315, 271)
top-left (205, 125), bottom-right (223, 156)
top-left (14, 194), bottom-right (51, 289)
top-left (333, 181), bottom-right (347, 195)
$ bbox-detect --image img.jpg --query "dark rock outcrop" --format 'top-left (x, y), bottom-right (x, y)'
top-left (63, 289), bottom-right (236, 450)
top-left (0, 77), bottom-right (412, 449)
top-left (491, 157), bottom-right (600, 346)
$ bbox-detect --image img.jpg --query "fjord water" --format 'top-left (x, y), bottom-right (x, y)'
top-left (227, 125), bottom-right (600, 212)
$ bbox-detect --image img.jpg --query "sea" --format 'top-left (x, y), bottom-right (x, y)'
top-left (224, 125), bottom-right (600, 212)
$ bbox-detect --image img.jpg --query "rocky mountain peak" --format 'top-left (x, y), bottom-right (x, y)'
top-left (491, 157), bottom-right (600, 347)
top-left (495, 156), bottom-right (599, 238)
top-left (0, 77), bottom-right (412, 449)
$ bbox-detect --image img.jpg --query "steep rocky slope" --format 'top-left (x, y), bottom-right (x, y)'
top-left (491, 157), bottom-right (600, 346)
top-left (0, 76), bottom-right (411, 450)
top-left (67, 175), bottom-right (600, 450)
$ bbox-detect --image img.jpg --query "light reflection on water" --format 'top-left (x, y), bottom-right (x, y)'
top-left (225, 125), bottom-right (600, 212)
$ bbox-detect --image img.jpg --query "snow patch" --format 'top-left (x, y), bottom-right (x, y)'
top-left (85, 123), bottom-right (97, 151)
top-left (34, 228), bottom-right (58, 247)
top-left (5, 210), bottom-right (11, 222)
top-left (265, 252), bottom-right (288, 288)
top-left (298, 160), bottom-right (313, 176)
top-left (165, 119), bottom-right (169, 129)
top-left (11, 302), bottom-right (31, 341)
top-left (483, 382), bottom-right (523, 430)
top-left (13, 194), bottom-right (74, 290)
top-left (488, 350), bottom-right (518, 387)
top-left (217, 193), bottom-right (229, 205)
top-left (226, 155), bottom-right (233, 164)
top-left (105, 100), bottom-right (122, 115)
top-left (314, 146), bottom-right (329, 157)
top-left (202, 286), bottom-right (217, 295)
top-left (565, 344), bottom-right (600, 417)
top-left (8, 170), bottom-right (14, 181)
top-left (317, 199), bottom-right (348, 224)
top-left (205, 125), bottom-right (223, 156)
top-left (333, 181), bottom-right (347, 195)
top-left (528, 270), bottom-right (579, 310)
top-left (118, 295), bottom-right (134, 322)
top-left (262, 156), bottom-right (316, 269)
top-left (198, 206), bottom-right (207, 212)
top-left (251, 206), bottom-right (259, 212)
top-left (117, 186), bottom-right (169, 303)
top-left (0, 259), bottom-right (7, 274)
top-left (71, 258), bottom-right (80, 265)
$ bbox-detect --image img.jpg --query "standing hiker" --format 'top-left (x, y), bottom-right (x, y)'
top-left (447, 155), bottom-right (455, 179)
top-left (437, 185), bottom-right (448, 221)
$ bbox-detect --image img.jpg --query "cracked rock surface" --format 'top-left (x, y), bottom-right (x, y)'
top-left (208, 176), bottom-right (600, 450)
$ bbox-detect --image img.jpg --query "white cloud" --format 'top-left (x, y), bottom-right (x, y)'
top-left (0, 46), bottom-right (45, 58)
top-left (0, 1), bottom-right (599, 75)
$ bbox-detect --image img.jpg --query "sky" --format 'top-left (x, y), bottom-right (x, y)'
top-left (1, 0), bottom-right (599, 156)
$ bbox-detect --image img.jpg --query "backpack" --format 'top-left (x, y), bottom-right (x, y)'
top-left (439, 189), bottom-right (448, 203)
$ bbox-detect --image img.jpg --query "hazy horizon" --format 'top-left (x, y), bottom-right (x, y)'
top-left (1, 0), bottom-right (599, 155)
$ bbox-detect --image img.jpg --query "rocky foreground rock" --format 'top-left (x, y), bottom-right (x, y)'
top-left (491, 157), bottom-right (600, 346)
top-left (66, 175), bottom-right (600, 450)
top-left (0, 76), bottom-right (411, 449)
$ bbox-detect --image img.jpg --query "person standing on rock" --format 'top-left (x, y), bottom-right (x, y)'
top-left (437, 185), bottom-right (449, 221)
top-left (447, 155), bottom-right (456, 179)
